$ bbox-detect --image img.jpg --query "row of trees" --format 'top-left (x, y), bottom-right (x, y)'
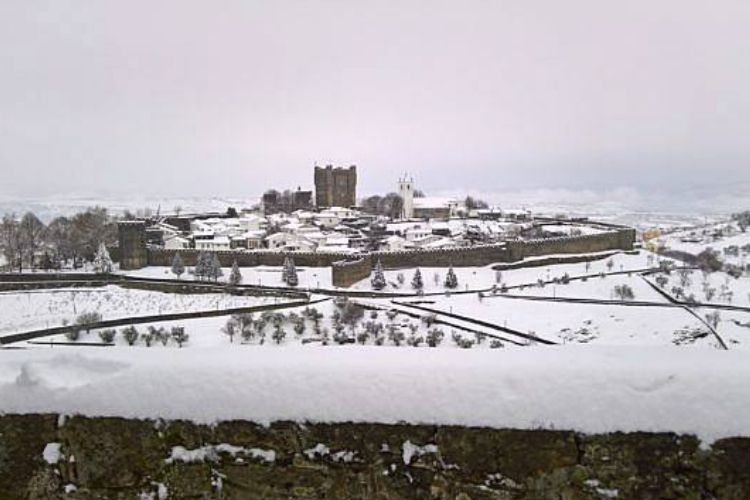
top-left (0, 207), bottom-right (117, 272)
top-left (370, 260), bottom-right (459, 291)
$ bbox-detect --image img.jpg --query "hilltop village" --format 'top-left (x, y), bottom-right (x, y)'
top-left (142, 165), bottom-right (610, 256)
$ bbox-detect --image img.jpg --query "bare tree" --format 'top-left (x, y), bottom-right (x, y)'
top-left (19, 212), bottom-right (45, 270)
top-left (0, 214), bottom-right (23, 272)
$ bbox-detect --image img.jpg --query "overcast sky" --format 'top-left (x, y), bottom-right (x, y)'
top-left (1, 1), bottom-right (749, 200)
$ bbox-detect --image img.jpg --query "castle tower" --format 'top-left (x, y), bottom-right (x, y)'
top-left (118, 221), bottom-right (148, 270)
top-left (399, 174), bottom-right (414, 219)
top-left (314, 164), bottom-right (357, 208)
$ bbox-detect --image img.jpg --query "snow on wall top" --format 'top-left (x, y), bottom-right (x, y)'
top-left (0, 346), bottom-right (747, 443)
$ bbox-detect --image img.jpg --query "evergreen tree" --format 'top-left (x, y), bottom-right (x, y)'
top-left (286, 258), bottom-right (299, 287)
top-left (194, 251), bottom-right (209, 281)
top-left (411, 268), bottom-right (424, 290)
top-left (92, 242), bottom-right (113, 273)
top-left (281, 257), bottom-right (291, 283)
top-left (371, 259), bottom-right (387, 290)
top-left (210, 254), bottom-right (224, 282)
top-left (444, 266), bottom-right (459, 289)
top-left (171, 253), bottom-right (185, 279)
top-left (229, 260), bottom-right (242, 287)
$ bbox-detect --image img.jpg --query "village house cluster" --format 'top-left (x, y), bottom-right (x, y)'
top-left (142, 165), bottom-right (606, 255)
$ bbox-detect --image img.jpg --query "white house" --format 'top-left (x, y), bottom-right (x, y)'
top-left (381, 235), bottom-right (414, 252)
top-left (195, 236), bottom-right (231, 251)
top-left (163, 235), bottom-right (191, 250)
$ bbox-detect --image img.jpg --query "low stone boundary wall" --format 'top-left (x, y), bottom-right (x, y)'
top-left (1, 415), bottom-right (748, 498)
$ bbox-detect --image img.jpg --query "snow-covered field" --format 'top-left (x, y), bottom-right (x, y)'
top-left (1, 345), bottom-right (748, 443)
top-left (647, 269), bottom-right (750, 306)
top-left (123, 265), bottom-right (333, 289)
top-left (351, 250), bottom-right (657, 293)
top-left (0, 286), bottom-right (284, 337)
top-left (423, 294), bottom-right (721, 347)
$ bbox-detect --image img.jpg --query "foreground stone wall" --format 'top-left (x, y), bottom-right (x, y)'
top-left (1, 415), bottom-right (748, 499)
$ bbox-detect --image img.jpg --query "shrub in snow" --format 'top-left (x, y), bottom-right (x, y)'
top-left (370, 260), bottom-right (387, 290)
top-left (407, 334), bottom-right (424, 347)
top-left (655, 275), bottom-right (668, 288)
top-left (705, 311), bottom-right (721, 329)
top-left (560, 273), bottom-right (571, 285)
top-left (421, 313), bottom-right (437, 327)
top-left (475, 332), bottom-right (485, 344)
top-left (386, 309), bottom-right (398, 322)
top-left (122, 326), bottom-right (139, 346)
top-left (388, 327), bottom-right (405, 346)
top-left (156, 327), bottom-right (170, 346)
top-left (76, 311), bottom-right (102, 333)
top-left (444, 267), bottom-right (458, 289)
top-left (228, 260), bottom-right (242, 287)
top-left (171, 253), bottom-right (185, 279)
top-left (495, 270), bottom-right (503, 284)
top-left (64, 327), bottom-right (81, 341)
top-left (370, 310), bottom-right (379, 320)
top-left (537, 278), bottom-right (545, 288)
top-left (411, 268), bottom-right (424, 290)
top-left (396, 273), bottom-right (405, 285)
top-left (426, 328), bottom-right (444, 347)
top-left (222, 318), bottom-right (238, 343)
top-left (171, 326), bottom-right (188, 347)
top-left (333, 330), bottom-right (350, 345)
top-left (451, 332), bottom-right (473, 349)
top-left (356, 330), bottom-right (369, 345)
top-left (293, 319), bottom-right (305, 337)
top-left (677, 269), bottom-right (692, 288)
top-left (489, 339), bottom-right (504, 349)
top-left (696, 249), bottom-right (723, 273)
top-left (671, 286), bottom-right (684, 299)
top-left (606, 259), bottom-right (614, 272)
top-left (500, 283), bottom-right (509, 293)
top-left (98, 329), bottom-right (116, 343)
top-left (142, 330), bottom-right (154, 347)
top-left (272, 326), bottom-right (287, 344)
top-left (613, 284), bottom-right (635, 301)
top-left (341, 302), bottom-right (364, 327)
top-left (92, 243), bottom-right (113, 273)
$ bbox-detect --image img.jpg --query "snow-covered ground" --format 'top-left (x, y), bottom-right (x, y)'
top-left (647, 269), bottom-right (750, 306)
top-left (421, 293), bottom-right (721, 347)
top-left (0, 286), bottom-right (284, 337)
top-left (122, 265), bottom-right (333, 289)
top-left (38, 298), bottom-right (514, 350)
top-left (1, 345), bottom-right (749, 443)
top-left (352, 250), bottom-right (659, 293)
top-left (509, 273), bottom-right (667, 302)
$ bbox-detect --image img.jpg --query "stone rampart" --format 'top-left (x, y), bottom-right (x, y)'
top-left (331, 256), bottom-right (373, 288)
top-left (132, 227), bottom-right (635, 288)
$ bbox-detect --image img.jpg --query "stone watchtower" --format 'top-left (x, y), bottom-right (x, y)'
top-left (314, 164), bottom-right (357, 208)
top-left (398, 174), bottom-right (415, 219)
top-left (118, 221), bottom-right (148, 270)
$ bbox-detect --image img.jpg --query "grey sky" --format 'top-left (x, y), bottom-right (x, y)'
top-left (1, 0), bottom-right (749, 199)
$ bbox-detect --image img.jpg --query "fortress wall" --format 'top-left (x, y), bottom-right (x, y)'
top-left (137, 229), bottom-right (636, 287)
top-left (331, 256), bottom-right (373, 288)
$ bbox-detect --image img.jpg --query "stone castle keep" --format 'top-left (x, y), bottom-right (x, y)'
top-left (314, 164), bottom-right (357, 208)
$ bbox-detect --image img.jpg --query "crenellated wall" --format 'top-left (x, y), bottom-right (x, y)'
top-left (124, 226), bottom-right (636, 287)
